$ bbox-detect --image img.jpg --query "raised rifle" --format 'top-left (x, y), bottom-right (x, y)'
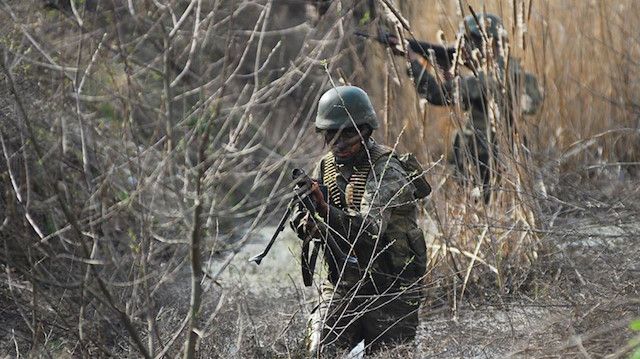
top-left (249, 168), bottom-right (357, 286)
top-left (355, 31), bottom-right (460, 71)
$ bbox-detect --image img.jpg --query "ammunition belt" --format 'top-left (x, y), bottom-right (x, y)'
top-left (322, 144), bottom-right (391, 211)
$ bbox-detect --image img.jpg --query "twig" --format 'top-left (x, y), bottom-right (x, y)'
top-left (56, 182), bottom-right (151, 359)
top-left (605, 333), bottom-right (640, 359)
top-left (459, 226), bottom-right (488, 304)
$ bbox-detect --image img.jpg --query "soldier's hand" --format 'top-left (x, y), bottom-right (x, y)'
top-left (289, 202), bottom-right (307, 239)
top-left (302, 212), bottom-right (322, 240)
top-left (291, 210), bottom-right (322, 240)
top-left (381, 33), bottom-right (405, 56)
top-left (383, 33), bottom-right (397, 45)
top-left (308, 182), bottom-right (328, 217)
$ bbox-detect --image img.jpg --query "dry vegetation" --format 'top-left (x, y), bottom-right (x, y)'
top-left (0, 0), bottom-right (639, 358)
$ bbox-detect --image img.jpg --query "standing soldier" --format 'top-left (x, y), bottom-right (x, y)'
top-left (408, 13), bottom-right (543, 201)
top-left (292, 85), bottom-right (429, 355)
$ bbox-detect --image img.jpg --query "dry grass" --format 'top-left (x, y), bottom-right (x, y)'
top-left (344, 0), bottom-right (640, 303)
top-left (0, 0), bottom-right (639, 357)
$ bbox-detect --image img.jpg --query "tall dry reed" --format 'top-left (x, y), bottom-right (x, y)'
top-left (350, 0), bottom-right (640, 305)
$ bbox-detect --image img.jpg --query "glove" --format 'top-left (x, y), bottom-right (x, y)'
top-left (289, 202), bottom-right (307, 240)
top-left (380, 33), bottom-right (405, 56)
top-left (290, 201), bottom-right (325, 240)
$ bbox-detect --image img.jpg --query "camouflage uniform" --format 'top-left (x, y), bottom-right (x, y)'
top-left (306, 138), bottom-right (425, 355)
top-left (293, 85), bottom-right (427, 355)
top-left (411, 14), bottom-right (543, 199)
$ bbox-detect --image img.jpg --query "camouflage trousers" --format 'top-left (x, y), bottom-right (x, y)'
top-left (307, 284), bottom-right (420, 356)
top-left (452, 130), bottom-right (498, 201)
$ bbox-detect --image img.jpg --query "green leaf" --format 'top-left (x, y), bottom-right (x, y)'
top-left (404, 255), bottom-right (415, 265)
top-left (359, 11), bottom-right (370, 26)
top-left (632, 347), bottom-right (640, 359)
top-left (630, 318), bottom-right (640, 332)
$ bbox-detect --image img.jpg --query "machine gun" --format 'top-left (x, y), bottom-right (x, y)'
top-left (249, 169), bottom-right (357, 286)
top-left (355, 31), bottom-right (464, 71)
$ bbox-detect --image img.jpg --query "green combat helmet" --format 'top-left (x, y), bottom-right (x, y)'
top-left (316, 86), bottom-right (379, 130)
top-left (461, 13), bottom-right (506, 41)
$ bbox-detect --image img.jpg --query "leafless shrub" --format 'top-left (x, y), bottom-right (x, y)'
top-left (1, 0), bottom-right (639, 357)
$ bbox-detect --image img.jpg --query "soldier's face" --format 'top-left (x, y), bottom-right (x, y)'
top-left (323, 128), bottom-right (363, 162)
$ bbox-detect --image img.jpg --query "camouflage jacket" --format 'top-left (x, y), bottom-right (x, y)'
top-left (313, 139), bottom-right (425, 295)
top-left (412, 56), bottom-right (543, 138)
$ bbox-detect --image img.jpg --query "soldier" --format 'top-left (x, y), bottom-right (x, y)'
top-left (292, 85), bottom-right (428, 355)
top-left (407, 13), bottom-right (543, 201)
